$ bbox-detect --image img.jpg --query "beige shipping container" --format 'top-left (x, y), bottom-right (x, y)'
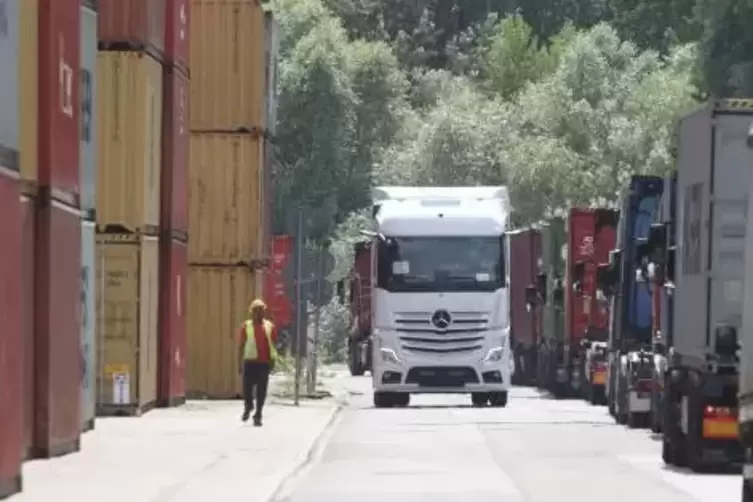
top-left (18, 0), bottom-right (38, 183)
top-left (190, 0), bottom-right (266, 132)
top-left (96, 233), bottom-right (159, 414)
top-left (188, 133), bottom-right (262, 264)
top-left (186, 266), bottom-right (257, 398)
top-left (97, 51), bottom-right (162, 233)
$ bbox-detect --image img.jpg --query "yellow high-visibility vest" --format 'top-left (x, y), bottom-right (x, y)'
top-left (243, 320), bottom-right (278, 362)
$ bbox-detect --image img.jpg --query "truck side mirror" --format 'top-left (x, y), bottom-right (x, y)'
top-left (525, 285), bottom-right (538, 312)
top-left (535, 272), bottom-right (547, 302)
top-left (336, 279), bottom-right (345, 304)
top-left (572, 262), bottom-right (585, 296)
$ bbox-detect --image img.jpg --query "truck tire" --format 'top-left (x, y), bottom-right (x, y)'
top-left (349, 340), bottom-right (365, 376)
top-left (685, 389), bottom-right (705, 472)
top-left (627, 412), bottom-right (649, 429)
top-left (394, 393), bottom-right (410, 408)
top-left (373, 392), bottom-right (393, 408)
top-left (662, 386), bottom-right (687, 467)
top-left (743, 479), bottom-right (753, 502)
top-left (471, 393), bottom-right (489, 407)
top-left (489, 391), bottom-right (508, 407)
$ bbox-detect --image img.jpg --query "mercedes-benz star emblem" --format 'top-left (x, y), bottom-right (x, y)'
top-left (431, 309), bottom-right (452, 329)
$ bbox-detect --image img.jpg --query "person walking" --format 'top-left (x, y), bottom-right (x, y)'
top-left (237, 299), bottom-right (278, 426)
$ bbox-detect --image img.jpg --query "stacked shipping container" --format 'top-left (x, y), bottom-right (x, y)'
top-left (187, 0), bottom-right (277, 398)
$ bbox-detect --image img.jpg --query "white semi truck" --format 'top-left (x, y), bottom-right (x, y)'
top-left (366, 186), bottom-right (513, 408)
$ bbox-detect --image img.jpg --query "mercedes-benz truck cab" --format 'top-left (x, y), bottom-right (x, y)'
top-left (368, 186), bottom-right (512, 408)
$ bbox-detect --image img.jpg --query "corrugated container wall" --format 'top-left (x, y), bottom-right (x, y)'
top-left (190, 0), bottom-right (265, 131)
top-left (0, 170), bottom-right (23, 499)
top-left (162, 67), bottom-right (189, 234)
top-left (566, 210), bottom-right (595, 345)
top-left (97, 51), bottom-right (163, 232)
top-left (34, 198), bottom-right (82, 458)
top-left (188, 134), bottom-right (262, 264)
top-left (263, 9), bottom-right (278, 134)
top-left (39, 0), bottom-right (80, 204)
top-left (0, 0), bottom-right (19, 173)
top-left (18, 0), bottom-right (38, 182)
top-left (187, 266), bottom-right (257, 398)
top-left (20, 192), bottom-right (35, 459)
top-left (80, 6), bottom-right (97, 215)
top-left (80, 220), bottom-right (96, 431)
top-left (96, 234), bottom-right (159, 413)
top-left (158, 238), bottom-right (187, 406)
top-left (98, 0), bottom-right (165, 57)
top-left (165, 0), bottom-right (190, 73)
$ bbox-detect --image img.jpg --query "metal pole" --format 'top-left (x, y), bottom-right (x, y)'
top-left (293, 208), bottom-right (304, 406)
top-left (307, 248), bottom-right (323, 394)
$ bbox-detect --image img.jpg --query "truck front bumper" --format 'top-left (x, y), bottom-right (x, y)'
top-left (372, 352), bottom-right (511, 394)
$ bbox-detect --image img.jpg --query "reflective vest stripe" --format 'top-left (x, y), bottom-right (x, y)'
top-left (243, 320), bottom-right (277, 362)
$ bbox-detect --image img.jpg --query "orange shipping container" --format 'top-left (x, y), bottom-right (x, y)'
top-left (96, 234), bottom-right (159, 415)
top-left (189, 0), bottom-right (265, 132)
top-left (186, 266), bottom-right (257, 398)
top-left (18, 0), bottom-right (38, 183)
top-left (97, 51), bottom-right (163, 233)
top-left (188, 133), bottom-right (262, 264)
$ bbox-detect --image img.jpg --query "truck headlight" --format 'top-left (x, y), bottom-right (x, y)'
top-left (484, 347), bottom-right (504, 362)
top-left (379, 348), bottom-right (400, 364)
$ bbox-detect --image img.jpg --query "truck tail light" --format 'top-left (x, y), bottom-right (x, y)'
top-left (703, 406), bottom-right (736, 419)
top-left (594, 361), bottom-right (607, 372)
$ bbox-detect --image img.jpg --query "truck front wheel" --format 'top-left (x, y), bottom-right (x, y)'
top-left (471, 393), bottom-right (489, 407)
top-left (489, 392), bottom-right (508, 408)
top-left (373, 392), bottom-right (393, 408)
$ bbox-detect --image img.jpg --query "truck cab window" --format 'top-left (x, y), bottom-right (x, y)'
top-left (376, 236), bottom-right (505, 292)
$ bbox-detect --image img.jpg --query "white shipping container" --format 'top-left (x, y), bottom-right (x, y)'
top-left (0, 0), bottom-right (19, 169)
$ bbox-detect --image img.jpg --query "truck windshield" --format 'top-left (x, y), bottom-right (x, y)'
top-left (376, 236), bottom-right (505, 292)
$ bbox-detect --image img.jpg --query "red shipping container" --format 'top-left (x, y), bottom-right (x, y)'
top-left (158, 237), bottom-right (187, 406)
top-left (0, 169), bottom-right (23, 499)
top-left (509, 228), bottom-right (541, 349)
top-left (263, 235), bottom-right (293, 328)
top-left (20, 191), bottom-right (36, 460)
top-left (165, 0), bottom-right (190, 72)
top-left (99, 0), bottom-right (166, 57)
top-left (34, 196), bottom-right (82, 458)
top-left (39, 0), bottom-right (81, 205)
top-left (566, 208), bottom-right (617, 345)
top-left (161, 66), bottom-right (189, 234)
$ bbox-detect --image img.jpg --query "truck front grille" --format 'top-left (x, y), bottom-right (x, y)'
top-left (405, 366), bottom-right (479, 386)
top-left (394, 310), bottom-right (489, 354)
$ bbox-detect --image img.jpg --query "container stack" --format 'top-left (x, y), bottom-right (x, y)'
top-left (31, 0), bottom-right (86, 464)
top-left (158, 0), bottom-right (190, 408)
top-left (95, 0), bottom-right (164, 417)
top-left (187, 0), bottom-right (271, 398)
top-left (0, 0), bottom-right (24, 496)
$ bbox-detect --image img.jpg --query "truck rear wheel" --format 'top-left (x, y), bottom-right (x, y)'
top-left (743, 478), bottom-right (753, 502)
top-left (627, 412), bottom-right (649, 429)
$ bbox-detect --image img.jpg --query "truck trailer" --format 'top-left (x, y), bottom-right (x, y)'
top-left (658, 100), bottom-right (748, 472)
top-left (598, 175), bottom-right (663, 428)
top-left (509, 228), bottom-right (541, 385)
top-left (346, 241), bottom-right (373, 376)
top-left (367, 186), bottom-right (513, 408)
top-left (635, 172), bottom-right (678, 434)
top-left (739, 104), bottom-right (753, 502)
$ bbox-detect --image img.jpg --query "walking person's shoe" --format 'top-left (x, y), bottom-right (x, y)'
top-left (253, 415), bottom-right (262, 427)
top-left (242, 409), bottom-right (250, 422)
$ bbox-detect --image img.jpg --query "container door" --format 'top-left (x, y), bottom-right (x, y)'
top-left (80, 6), bottom-right (97, 214)
top-left (80, 220), bottom-right (96, 429)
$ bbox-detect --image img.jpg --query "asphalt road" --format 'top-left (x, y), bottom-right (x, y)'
top-left (275, 377), bottom-right (740, 502)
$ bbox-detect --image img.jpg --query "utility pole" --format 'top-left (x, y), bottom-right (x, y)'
top-left (293, 208), bottom-right (304, 406)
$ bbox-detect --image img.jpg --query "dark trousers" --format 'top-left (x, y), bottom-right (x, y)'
top-left (243, 361), bottom-right (270, 417)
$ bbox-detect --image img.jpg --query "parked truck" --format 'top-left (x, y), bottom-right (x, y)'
top-left (509, 228), bottom-right (541, 385)
top-left (653, 100), bottom-right (749, 472)
top-left (367, 186), bottom-right (513, 408)
top-left (346, 241), bottom-right (373, 376)
top-left (739, 106), bottom-right (753, 502)
top-left (569, 208), bottom-right (619, 405)
top-left (598, 175), bottom-right (663, 427)
top-left (635, 172), bottom-right (678, 434)
top-left (527, 217), bottom-right (566, 397)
